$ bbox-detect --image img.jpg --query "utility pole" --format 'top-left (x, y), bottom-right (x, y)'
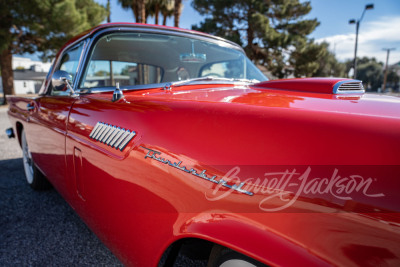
top-left (382, 48), bottom-right (396, 93)
top-left (349, 4), bottom-right (374, 79)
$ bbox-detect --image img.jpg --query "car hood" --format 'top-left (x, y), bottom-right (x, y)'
top-left (123, 83), bottom-right (400, 119)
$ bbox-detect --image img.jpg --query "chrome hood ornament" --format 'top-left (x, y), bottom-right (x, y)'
top-left (112, 82), bottom-right (124, 102)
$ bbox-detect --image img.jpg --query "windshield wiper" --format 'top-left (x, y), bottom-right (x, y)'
top-left (164, 76), bottom-right (259, 89)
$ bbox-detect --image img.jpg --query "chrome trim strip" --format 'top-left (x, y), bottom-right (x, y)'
top-left (332, 79), bottom-right (365, 94)
top-left (141, 146), bottom-right (254, 196)
top-left (93, 123), bottom-right (107, 139)
top-left (102, 125), bottom-right (116, 143)
top-left (109, 129), bottom-right (126, 148)
top-left (42, 38), bottom-right (89, 95)
top-left (118, 131), bottom-right (136, 151)
top-left (77, 82), bottom-right (166, 94)
top-left (98, 123), bottom-right (112, 142)
top-left (114, 130), bottom-right (131, 148)
top-left (104, 24), bottom-right (242, 49)
top-left (89, 122), bottom-right (137, 151)
top-left (72, 39), bottom-right (90, 91)
top-left (77, 80), bottom-right (255, 95)
top-left (89, 122), bottom-right (101, 138)
top-left (105, 127), bottom-right (120, 145)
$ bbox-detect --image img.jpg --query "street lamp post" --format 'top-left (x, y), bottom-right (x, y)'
top-left (349, 4), bottom-right (374, 79)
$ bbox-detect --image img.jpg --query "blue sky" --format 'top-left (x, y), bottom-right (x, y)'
top-left (95, 0), bottom-right (400, 65)
top-left (23, 0), bottom-right (400, 66)
top-left (304, 0), bottom-right (400, 64)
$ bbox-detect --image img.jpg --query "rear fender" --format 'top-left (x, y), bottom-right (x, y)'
top-left (171, 213), bottom-right (329, 267)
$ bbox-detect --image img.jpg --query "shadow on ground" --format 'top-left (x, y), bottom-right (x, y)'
top-left (0, 157), bottom-right (123, 266)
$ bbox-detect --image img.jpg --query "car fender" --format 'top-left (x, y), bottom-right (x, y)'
top-left (165, 213), bottom-right (330, 267)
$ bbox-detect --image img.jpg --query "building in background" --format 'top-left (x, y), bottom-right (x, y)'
top-left (12, 56), bottom-right (52, 73)
top-left (12, 70), bottom-right (48, 94)
top-left (0, 56), bottom-right (51, 95)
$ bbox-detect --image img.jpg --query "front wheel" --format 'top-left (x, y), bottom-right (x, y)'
top-left (208, 245), bottom-right (268, 267)
top-left (21, 129), bottom-right (51, 190)
top-left (216, 252), bottom-right (264, 267)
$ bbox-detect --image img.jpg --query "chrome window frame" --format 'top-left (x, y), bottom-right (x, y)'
top-left (41, 37), bottom-right (89, 96)
top-left (75, 26), bottom-right (246, 94)
top-left (41, 25), bottom-right (247, 96)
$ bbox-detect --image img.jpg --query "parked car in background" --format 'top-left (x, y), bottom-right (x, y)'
top-left (6, 23), bottom-right (400, 266)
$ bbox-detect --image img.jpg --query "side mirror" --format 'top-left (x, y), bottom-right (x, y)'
top-left (52, 70), bottom-right (77, 96)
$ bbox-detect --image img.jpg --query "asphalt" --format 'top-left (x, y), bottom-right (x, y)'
top-left (0, 106), bottom-right (124, 266)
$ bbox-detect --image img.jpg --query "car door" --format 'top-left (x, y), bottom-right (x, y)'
top-left (28, 41), bottom-right (85, 197)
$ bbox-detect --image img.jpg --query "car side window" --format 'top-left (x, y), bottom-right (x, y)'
top-left (82, 60), bottom-right (163, 88)
top-left (50, 42), bottom-right (84, 96)
top-left (79, 33), bottom-right (164, 89)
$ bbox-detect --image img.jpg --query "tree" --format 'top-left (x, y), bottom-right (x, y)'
top-left (387, 69), bottom-right (400, 91)
top-left (118, 0), bottom-right (147, 23)
top-left (347, 57), bottom-right (384, 91)
top-left (192, 0), bottom-right (319, 78)
top-left (174, 0), bottom-right (183, 27)
top-left (289, 40), bottom-right (324, 77)
top-left (291, 41), bottom-right (346, 77)
top-left (0, 0), bottom-right (107, 104)
top-left (119, 0), bottom-right (182, 27)
top-left (160, 0), bottom-right (174, 25)
top-left (147, 0), bottom-right (173, 24)
top-left (107, 0), bottom-right (111, 23)
top-left (94, 70), bottom-right (110, 77)
top-left (147, 0), bottom-right (161, 24)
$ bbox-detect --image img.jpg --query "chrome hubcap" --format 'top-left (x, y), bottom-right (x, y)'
top-left (22, 132), bottom-right (34, 184)
top-left (219, 260), bottom-right (257, 267)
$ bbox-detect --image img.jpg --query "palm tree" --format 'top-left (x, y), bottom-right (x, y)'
top-left (160, 0), bottom-right (174, 26)
top-left (107, 0), bottom-right (111, 22)
top-left (118, 0), bottom-right (146, 23)
top-left (118, 0), bottom-right (181, 27)
top-left (147, 0), bottom-right (167, 25)
top-left (174, 0), bottom-right (183, 27)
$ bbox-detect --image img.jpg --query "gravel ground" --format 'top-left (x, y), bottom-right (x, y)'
top-left (0, 106), bottom-right (123, 266)
top-left (0, 106), bottom-right (206, 267)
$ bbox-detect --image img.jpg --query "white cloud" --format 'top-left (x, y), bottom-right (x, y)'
top-left (316, 16), bottom-right (400, 65)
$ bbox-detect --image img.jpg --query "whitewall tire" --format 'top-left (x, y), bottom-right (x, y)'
top-left (21, 129), bottom-right (51, 190)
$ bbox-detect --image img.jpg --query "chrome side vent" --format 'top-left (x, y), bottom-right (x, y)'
top-left (89, 122), bottom-right (136, 151)
top-left (333, 80), bottom-right (365, 94)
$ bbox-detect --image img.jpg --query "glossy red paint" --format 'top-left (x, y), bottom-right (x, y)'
top-left (255, 77), bottom-right (353, 94)
top-left (6, 24), bottom-right (400, 267)
top-left (8, 84), bottom-right (400, 266)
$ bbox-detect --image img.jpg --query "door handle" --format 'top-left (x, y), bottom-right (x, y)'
top-left (27, 103), bottom-right (35, 112)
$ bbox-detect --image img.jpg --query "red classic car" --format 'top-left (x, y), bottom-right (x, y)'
top-left (6, 23), bottom-right (400, 266)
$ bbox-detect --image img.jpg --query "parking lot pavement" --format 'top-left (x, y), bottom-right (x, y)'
top-left (0, 107), bottom-right (123, 266)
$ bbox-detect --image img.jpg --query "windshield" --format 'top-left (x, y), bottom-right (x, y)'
top-left (79, 32), bottom-right (267, 89)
